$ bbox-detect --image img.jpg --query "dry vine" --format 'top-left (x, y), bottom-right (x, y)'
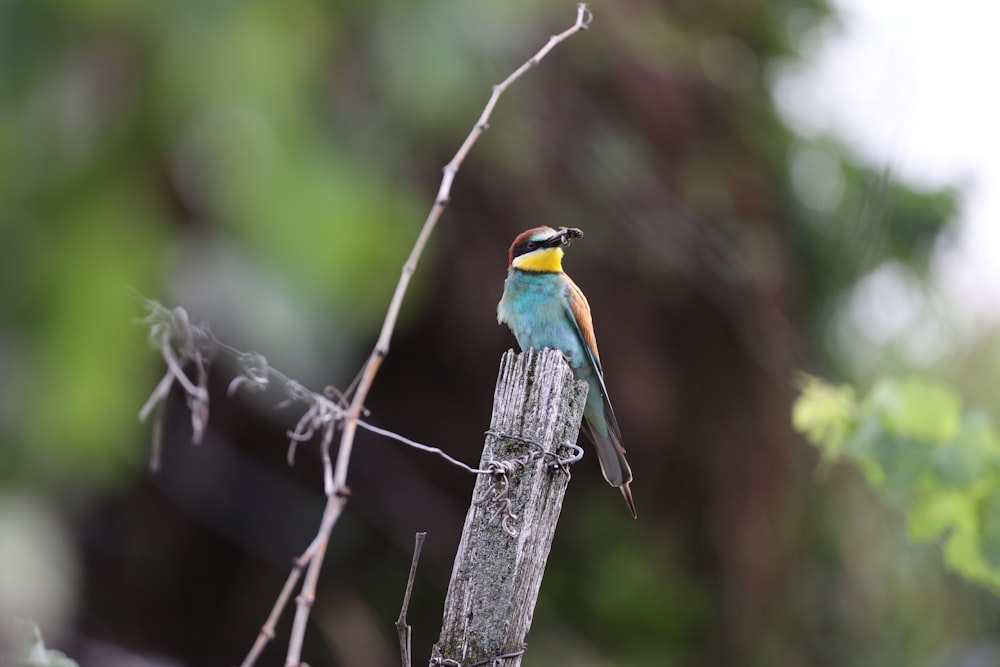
top-left (264, 8), bottom-right (592, 665)
top-left (137, 5), bottom-right (593, 666)
top-left (395, 532), bottom-right (427, 667)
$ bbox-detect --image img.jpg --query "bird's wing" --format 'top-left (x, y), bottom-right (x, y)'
top-left (564, 276), bottom-right (601, 366)
top-left (564, 274), bottom-right (635, 515)
top-left (563, 276), bottom-right (624, 444)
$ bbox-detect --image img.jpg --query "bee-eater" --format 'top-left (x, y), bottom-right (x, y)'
top-left (497, 226), bottom-right (636, 518)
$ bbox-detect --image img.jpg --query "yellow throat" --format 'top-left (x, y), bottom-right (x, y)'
top-left (512, 247), bottom-right (564, 272)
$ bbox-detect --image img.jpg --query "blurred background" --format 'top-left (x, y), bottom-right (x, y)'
top-left (2, 0), bottom-right (999, 665)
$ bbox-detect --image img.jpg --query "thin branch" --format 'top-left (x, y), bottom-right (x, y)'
top-left (434, 3), bottom-right (593, 211)
top-left (240, 535), bottom-right (323, 667)
top-left (285, 492), bottom-right (343, 667)
top-left (281, 7), bottom-right (592, 666)
top-left (149, 400), bottom-right (166, 472)
top-left (131, 6), bottom-right (592, 665)
top-left (396, 532), bottom-right (427, 667)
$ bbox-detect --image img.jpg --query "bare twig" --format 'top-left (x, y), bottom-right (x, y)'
top-left (434, 2), bottom-right (594, 215)
top-left (280, 7), bottom-right (593, 666)
top-left (395, 532), bottom-right (427, 667)
top-left (131, 5), bottom-right (592, 665)
top-left (239, 535), bottom-right (323, 667)
top-left (284, 492), bottom-right (341, 667)
top-left (149, 401), bottom-right (165, 472)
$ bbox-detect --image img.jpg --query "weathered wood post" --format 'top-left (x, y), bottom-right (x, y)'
top-left (431, 348), bottom-right (588, 666)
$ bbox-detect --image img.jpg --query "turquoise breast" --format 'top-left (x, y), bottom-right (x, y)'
top-left (497, 269), bottom-right (588, 371)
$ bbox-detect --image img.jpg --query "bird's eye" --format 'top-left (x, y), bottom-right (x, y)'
top-left (526, 241), bottom-right (537, 250)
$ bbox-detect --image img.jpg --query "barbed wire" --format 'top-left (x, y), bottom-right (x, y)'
top-left (479, 431), bottom-right (583, 537)
top-left (429, 647), bottom-right (526, 667)
top-left (132, 291), bottom-right (482, 480)
top-left (132, 292), bottom-right (585, 494)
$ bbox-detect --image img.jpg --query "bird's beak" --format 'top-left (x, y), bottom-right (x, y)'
top-left (544, 227), bottom-right (583, 248)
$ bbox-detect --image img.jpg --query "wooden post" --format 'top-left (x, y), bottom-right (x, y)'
top-left (431, 348), bottom-right (588, 666)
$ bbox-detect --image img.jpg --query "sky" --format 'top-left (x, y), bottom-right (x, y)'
top-left (775, 0), bottom-right (999, 309)
top-left (774, 0), bottom-right (1000, 365)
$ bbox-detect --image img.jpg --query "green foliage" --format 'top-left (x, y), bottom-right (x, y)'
top-left (794, 374), bottom-right (1000, 592)
top-left (0, 0), bottom-right (974, 664)
top-left (782, 139), bottom-right (958, 354)
top-left (0, 0), bottom-right (429, 488)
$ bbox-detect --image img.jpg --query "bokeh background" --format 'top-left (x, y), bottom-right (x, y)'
top-left (2, 0), bottom-right (999, 665)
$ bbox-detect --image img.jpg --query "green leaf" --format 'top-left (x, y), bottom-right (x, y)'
top-left (909, 492), bottom-right (969, 543)
top-left (792, 373), bottom-right (856, 459)
top-left (794, 374), bottom-right (1000, 595)
top-left (867, 378), bottom-right (960, 443)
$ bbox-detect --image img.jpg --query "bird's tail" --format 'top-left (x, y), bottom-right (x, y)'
top-left (620, 482), bottom-right (636, 519)
top-left (583, 422), bottom-right (637, 518)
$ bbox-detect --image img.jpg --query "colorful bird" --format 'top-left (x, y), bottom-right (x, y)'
top-left (497, 226), bottom-right (636, 518)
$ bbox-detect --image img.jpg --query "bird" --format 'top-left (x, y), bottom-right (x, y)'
top-left (497, 226), bottom-right (636, 518)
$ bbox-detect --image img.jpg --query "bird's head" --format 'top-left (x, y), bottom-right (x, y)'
top-left (507, 226), bottom-right (584, 272)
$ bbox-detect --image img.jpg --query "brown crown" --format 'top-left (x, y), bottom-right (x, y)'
top-left (507, 226), bottom-right (557, 267)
